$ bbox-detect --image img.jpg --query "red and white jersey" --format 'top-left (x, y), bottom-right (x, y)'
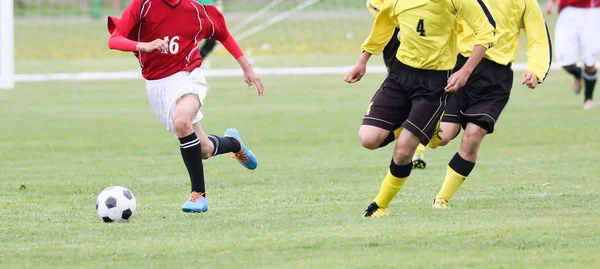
top-left (108, 0), bottom-right (243, 80)
top-left (559, 0), bottom-right (600, 12)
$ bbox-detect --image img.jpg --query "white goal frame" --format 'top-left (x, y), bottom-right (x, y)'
top-left (0, 0), bottom-right (14, 89)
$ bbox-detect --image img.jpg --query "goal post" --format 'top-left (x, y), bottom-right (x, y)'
top-left (0, 0), bottom-right (14, 89)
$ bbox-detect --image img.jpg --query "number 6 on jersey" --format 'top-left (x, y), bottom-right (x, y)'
top-left (163, 36), bottom-right (180, 54)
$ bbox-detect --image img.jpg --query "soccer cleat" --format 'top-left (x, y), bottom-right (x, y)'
top-left (181, 192), bottom-right (209, 213)
top-left (412, 155), bottom-right (427, 169)
top-left (584, 100), bottom-right (597, 110)
top-left (431, 198), bottom-right (449, 209)
top-left (363, 202), bottom-right (389, 217)
top-left (573, 76), bottom-right (583, 95)
top-left (224, 128), bottom-right (258, 170)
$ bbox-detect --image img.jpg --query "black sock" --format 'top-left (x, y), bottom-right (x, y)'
top-left (448, 153), bottom-right (476, 177)
top-left (564, 65), bottom-right (582, 80)
top-left (389, 159), bottom-right (413, 178)
top-left (200, 39), bottom-right (217, 58)
top-left (179, 133), bottom-right (206, 195)
top-left (583, 70), bottom-right (597, 101)
top-left (379, 132), bottom-right (396, 148)
top-left (207, 135), bottom-right (241, 156)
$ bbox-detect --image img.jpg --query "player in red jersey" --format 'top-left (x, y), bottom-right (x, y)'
top-left (107, 0), bottom-right (264, 213)
top-left (546, 0), bottom-right (600, 109)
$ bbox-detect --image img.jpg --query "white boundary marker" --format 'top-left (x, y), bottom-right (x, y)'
top-left (13, 63), bottom-right (572, 82)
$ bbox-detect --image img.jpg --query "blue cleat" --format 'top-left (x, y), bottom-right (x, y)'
top-left (224, 128), bottom-right (258, 170)
top-left (181, 192), bottom-right (208, 213)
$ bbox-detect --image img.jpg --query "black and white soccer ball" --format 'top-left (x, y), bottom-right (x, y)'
top-left (96, 186), bottom-right (136, 223)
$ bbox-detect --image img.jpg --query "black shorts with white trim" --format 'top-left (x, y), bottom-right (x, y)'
top-left (442, 54), bottom-right (513, 134)
top-left (362, 59), bottom-right (450, 145)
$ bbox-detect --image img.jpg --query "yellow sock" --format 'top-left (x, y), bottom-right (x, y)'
top-left (373, 169), bottom-right (408, 208)
top-left (436, 166), bottom-right (466, 201)
top-left (415, 144), bottom-right (425, 158)
top-left (393, 127), bottom-right (402, 140)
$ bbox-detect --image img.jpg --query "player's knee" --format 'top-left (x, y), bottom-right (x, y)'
top-left (460, 130), bottom-right (484, 156)
top-left (173, 117), bottom-right (194, 137)
top-left (358, 129), bottom-right (385, 150)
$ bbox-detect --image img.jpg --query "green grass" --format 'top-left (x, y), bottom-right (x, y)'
top-left (1, 70), bottom-right (600, 268)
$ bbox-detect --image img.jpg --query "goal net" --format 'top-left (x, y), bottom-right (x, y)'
top-left (4, 0), bottom-right (376, 86)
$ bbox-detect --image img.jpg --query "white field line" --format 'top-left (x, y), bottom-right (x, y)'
top-left (14, 63), bottom-right (564, 82)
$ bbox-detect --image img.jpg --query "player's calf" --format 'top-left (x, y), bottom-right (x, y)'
top-left (563, 64), bottom-right (583, 95)
top-left (583, 65), bottom-right (597, 109)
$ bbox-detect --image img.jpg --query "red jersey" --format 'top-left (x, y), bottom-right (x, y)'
top-left (559, 0), bottom-right (600, 12)
top-left (108, 0), bottom-right (243, 80)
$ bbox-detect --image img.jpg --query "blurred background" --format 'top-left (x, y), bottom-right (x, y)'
top-left (12, 0), bottom-right (556, 77)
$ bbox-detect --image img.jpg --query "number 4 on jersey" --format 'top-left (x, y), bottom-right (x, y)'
top-left (163, 36), bottom-right (180, 54)
top-left (416, 19), bottom-right (425, 36)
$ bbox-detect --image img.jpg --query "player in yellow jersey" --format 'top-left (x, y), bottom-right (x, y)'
top-left (345, 0), bottom-right (497, 217)
top-left (430, 0), bottom-right (552, 208)
top-left (363, 0), bottom-right (429, 169)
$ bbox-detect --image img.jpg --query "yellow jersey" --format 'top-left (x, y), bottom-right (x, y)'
top-left (457, 0), bottom-right (552, 82)
top-left (361, 0), bottom-right (497, 71)
top-left (366, 0), bottom-right (385, 17)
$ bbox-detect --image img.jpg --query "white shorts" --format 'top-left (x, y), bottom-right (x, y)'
top-left (145, 68), bottom-right (208, 133)
top-left (555, 7), bottom-right (600, 67)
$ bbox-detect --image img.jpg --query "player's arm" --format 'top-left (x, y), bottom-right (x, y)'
top-left (544, 0), bottom-right (556, 14)
top-left (345, 0), bottom-right (396, 83)
top-left (208, 6), bottom-right (264, 96)
top-left (107, 0), bottom-right (167, 53)
top-left (521, 0), bottom-right (552, 88)
top-left (446, 0), bottom-right (497, 92)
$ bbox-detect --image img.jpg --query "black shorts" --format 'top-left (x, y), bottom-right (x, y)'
top-left (442, 55), bottom-right (513, 134)
top-left (362, 60), bottom-right (451, 145)
top-left (382, 28), bottom-right (400, 69)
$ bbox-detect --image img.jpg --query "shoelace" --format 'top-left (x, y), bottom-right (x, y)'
top-left (233, 151), bottom-right (249, 163)
top-left (189, 192), bottom-right (205, 202)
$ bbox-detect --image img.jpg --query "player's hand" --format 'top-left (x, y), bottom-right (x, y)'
top-left (243, 69), bottom-right (264, 96)
top-left (544, 1), bottom-right (554, 14)
top-left (136, 39), bottom-right (168, 53)
top-left (345, 63), bottom-right (366, 83)
top-left (445, 69), bottom-right (470, 93)
top-left (521, 72), bottom-right (539, 89)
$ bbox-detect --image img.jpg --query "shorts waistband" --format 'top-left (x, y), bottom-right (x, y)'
top-left (458, 54), bottom-right (512, 69)
top-left (392, 59), bottom-right (452, 76)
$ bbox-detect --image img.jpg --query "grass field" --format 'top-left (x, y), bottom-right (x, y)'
top-left (1, 68), bottom-right (600, 268)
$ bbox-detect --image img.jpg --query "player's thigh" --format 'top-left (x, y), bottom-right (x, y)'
top-left (358, 125), bottom-right (391, 146)
top-left (146, 72), bottom-right (190, 133)
top-left (555, 7), bottom-right (582, 66)
top-left (361, 75), bottom-right (409, 134)
top-left (401, 92), bottom-right (447, 146)
top-left (461, 61), bottom-right (513, 134)
top-left (169, 68), bottom-right (209, 127)
top-left (582, 8), bottom-right (600, 67)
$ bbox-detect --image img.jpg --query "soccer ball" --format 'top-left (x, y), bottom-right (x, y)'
top-left (96, 186), bottom-right (137, 223)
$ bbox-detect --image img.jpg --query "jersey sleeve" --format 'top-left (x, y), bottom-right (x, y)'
top-left (522, 0), bottom-right (552, 82)
top-left (453, 0), bottom-right (497, 49)
top-left (107, 0), bottom-right (143, 52)
top-left (206, 5), bottom-right (244, 59)
top-left (361, 0), bottom-right (398, 55)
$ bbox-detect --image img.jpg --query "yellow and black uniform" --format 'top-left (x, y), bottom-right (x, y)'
top-left (360, 0), bottom-right (497, 145)
top-left (442, 0), bottom-right (552, 133)
top-left (366, 0), bottom-right (400, 68)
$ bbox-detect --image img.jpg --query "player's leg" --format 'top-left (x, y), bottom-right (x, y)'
top-left (433, 58), bottom-right (512, 208)
top-left (363, 68), bottom-right (447, 217)
top-left (172, 93), bottom-right (210, 213)
top-left (581, 8), bottom-right (600, 109)
top-left (555, 8), bottom-right (584, 94)
top-left (435, 92), bottom-right (464, 148)
top-left (200, 39), bottom-right (218, 59)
